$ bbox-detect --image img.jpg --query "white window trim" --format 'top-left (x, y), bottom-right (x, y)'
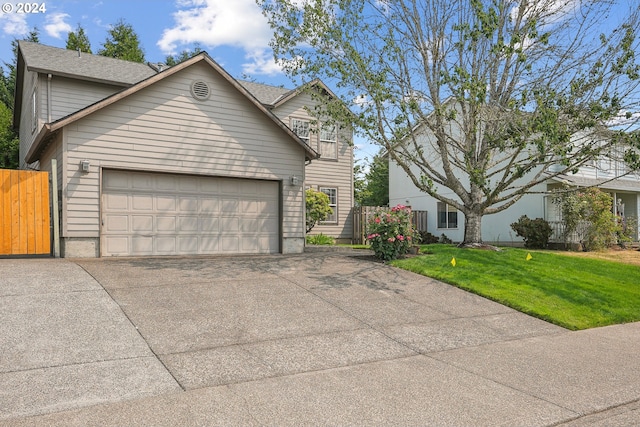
top-left (319, 186), bottom-right (338, 224)
top-left (437, 202), bottom-right (458, 229)
top-left (291, 117), bottom-right (310, 144)
top-left (319, 123), bottom-right (337, 159)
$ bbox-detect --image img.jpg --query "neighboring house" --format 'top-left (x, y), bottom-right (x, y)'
top-left (14, 41), bottom-right (319, 257)
top-left (389, 116), bottom-right (640, 245)
top-left (239, 80), bottom-right (354, 243)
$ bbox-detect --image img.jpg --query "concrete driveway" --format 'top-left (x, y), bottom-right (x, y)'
top-left (1, 251), bottom-right (639, 426)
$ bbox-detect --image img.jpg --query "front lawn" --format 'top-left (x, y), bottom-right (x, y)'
top-left (392, 244), bottom-right (640, 330)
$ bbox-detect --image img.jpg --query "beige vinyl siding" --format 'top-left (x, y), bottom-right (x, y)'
top-left (48, 77), bottom-right (121, 121)
top-left (61, 62), bottom-right (305, 241)
top-left (19, 71), bottom-right (40, 168)
top-left (272, 92), bottom-right (354, 240)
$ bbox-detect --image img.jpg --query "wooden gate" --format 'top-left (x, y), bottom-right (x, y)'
top-left (0, 169), bottom-right (51, 255)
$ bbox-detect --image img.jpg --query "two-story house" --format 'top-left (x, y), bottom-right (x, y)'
top-left (14, 41), bottom-right (355, 257)
top-left (239, 80), bottom-right (354, 243)
top-left (389, 113), bottom-right (640, 245)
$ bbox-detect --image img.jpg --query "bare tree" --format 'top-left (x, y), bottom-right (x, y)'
top-left (260, 0), bottom-right (640, 245)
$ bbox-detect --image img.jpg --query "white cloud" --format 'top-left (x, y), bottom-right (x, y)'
top-left (158, 0), bottom-right (283, 75)
top-left (607, 110), bottom-right (640, 128)
top-left (158, 0), bottom-right (273, 53)
top-left (0, 11), bottom-right (28, 36)
top-left (44, 13), bottom-right (72, 39)
top-left (242, 49), bottom-right (281, 76)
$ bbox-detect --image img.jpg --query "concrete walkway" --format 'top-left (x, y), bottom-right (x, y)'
top-left (1, 252), bottom-right (639, 426)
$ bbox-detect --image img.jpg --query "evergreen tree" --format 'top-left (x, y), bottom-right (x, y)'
top-left (0, 27), bottom-right (39, 168)
top-left (165, 44), bottom-right (203, 66)
top-left (0, 102), bottom-right (19, 168)
top-left (66, 24), bottom-right (92, 54)
top-left (98, 19), bottom-right (145, 63)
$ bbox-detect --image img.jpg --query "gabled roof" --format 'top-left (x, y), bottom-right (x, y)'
top-left (18, 41), bottom-right (158, 85)
top-left (24, 51), bottom-right (318, 163)
top-left (238, 79), bottom-right (342, 110)
top-left (238, 80), bottom-right (291, 105)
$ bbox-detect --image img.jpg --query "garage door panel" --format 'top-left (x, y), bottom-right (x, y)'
top-left (102, 171), bottom-right (280, 256)
top-left (156, 237), bottom-right (176, 253)
top-left (107, 215), bottom-right (128, 232)
top-left (157, 216), bottom-right (177, 232)
top-left (132, 236), bottom-right (153, 254)
top-left (132, 194), bottom-right (153, 211)
top-left (200, 198), bottom-right (219, 213)
top-left (132, 174), bottom-right (154, 190)
top-left (179, 177), bottom-right (198, 192)
top-left (221, 199), bottom-right (239, 213)
top-left (200, 217), bottom-right (219, 232)
top-left (104, 236), bottom-right (129, 255)
top-left (157, 195), bottom-right (177, 212)
top-left (199, 237), bottom-right (219, 252)
top-left (179, 197), bottom-right (198, 212)
top-left (221, 237), bottom-right (239, 252)
top-left (220, 217), bottom-right (239, 232)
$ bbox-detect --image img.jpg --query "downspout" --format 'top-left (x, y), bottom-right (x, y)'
top-left (47, 74), bottom-right (52, 123)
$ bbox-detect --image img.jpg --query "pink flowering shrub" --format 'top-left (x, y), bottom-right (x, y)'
top-left (366, 204), bottom-right (418, 261)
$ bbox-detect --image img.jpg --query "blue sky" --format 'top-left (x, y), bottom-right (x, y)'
top-left (0, 0), bottom-right (288, 82)
top-left (0, 0), bottom-right (635, 164)
top-left (0, 0), bottom-right (379, 161)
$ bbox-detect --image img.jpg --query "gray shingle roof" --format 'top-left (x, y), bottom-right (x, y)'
top-left (238, 80), bottom-right (293, 106)
top-left (18, 41), bottom-right (157, 86)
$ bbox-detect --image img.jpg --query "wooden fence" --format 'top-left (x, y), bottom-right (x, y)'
top-left (353, 206), bottom-right (428, 244)
top-left (1, 169), bottom-right (51, 255)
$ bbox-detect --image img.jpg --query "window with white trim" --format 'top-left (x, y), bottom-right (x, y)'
top-left (319, 187), bottom-right (337, 223)
top-left (437, 202), bottom-right (458, 229)
top-left (291, 118), bottom-right (310, 144)
top-left (319, 122), bottom-right (337, 159)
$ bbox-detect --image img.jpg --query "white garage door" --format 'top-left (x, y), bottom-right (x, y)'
top-left (101, 170), bottom-right (280, 256)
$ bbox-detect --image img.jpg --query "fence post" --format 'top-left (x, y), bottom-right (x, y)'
top-left (51, 159), bottom-right (60, 258)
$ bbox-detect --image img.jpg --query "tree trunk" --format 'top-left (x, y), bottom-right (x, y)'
top-left (462, 210), bottom-right (483, 245)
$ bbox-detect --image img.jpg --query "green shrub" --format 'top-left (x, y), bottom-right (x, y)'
top-left (419, 231), bottom-right (439, 244)
top-left (439, 233), bottom-right (452, 244)
top-left (306, 233), bottom-right (335, 245)
top-left (552, 187), bottom-right (618, 251)
top-left (367, 204), bottom-right (418, 261)
top-left (618, 216), bottom-right (638, 248)
top-left (306, 189), bottom-right (333, 233)
top-left (510, 215), bottom-right (553, 249)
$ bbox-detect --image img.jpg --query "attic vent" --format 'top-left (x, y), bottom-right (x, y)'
top-left (191, 81), bottom-right (211, 101)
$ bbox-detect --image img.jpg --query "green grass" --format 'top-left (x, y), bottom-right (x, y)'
top-left (392, 244), bottom-right (640, 330)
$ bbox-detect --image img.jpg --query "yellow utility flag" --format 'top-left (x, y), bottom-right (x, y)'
top-left (526, 253), bottom-right (533, 261)
top-left (451, 257), bottom-right (457, 267)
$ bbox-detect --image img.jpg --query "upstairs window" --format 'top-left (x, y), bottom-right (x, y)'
top-left (437, 202), bottom-right (458, 229)
top-left (291, 118), bottom-right (310, 144)
top-left (320, 123), bottom-right (337, 159)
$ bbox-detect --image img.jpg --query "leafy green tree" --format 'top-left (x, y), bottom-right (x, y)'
top-left (98, 19), bottom-right (145, 63)
top-left (66, 24), bottom-right (92, 54)
top-left (0, 102), bottom-right (19, 168)
top-left (165, 44), bottom-right (203, 66)
top-left (260, 0), bottom-right (640, 246)
top-left (358, 153), bottom-right (389, 206)
top-left (1, 27), bottom-right (39, 109)
top-left (306, 188), bottom-right (333, 233)
top-left (0, 28), bottom-right (39, 168)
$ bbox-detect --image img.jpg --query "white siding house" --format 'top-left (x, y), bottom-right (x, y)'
top-left (15, 42), bottom-right (318, 257)
top-left (389, 119), bottom-right (640, 245)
